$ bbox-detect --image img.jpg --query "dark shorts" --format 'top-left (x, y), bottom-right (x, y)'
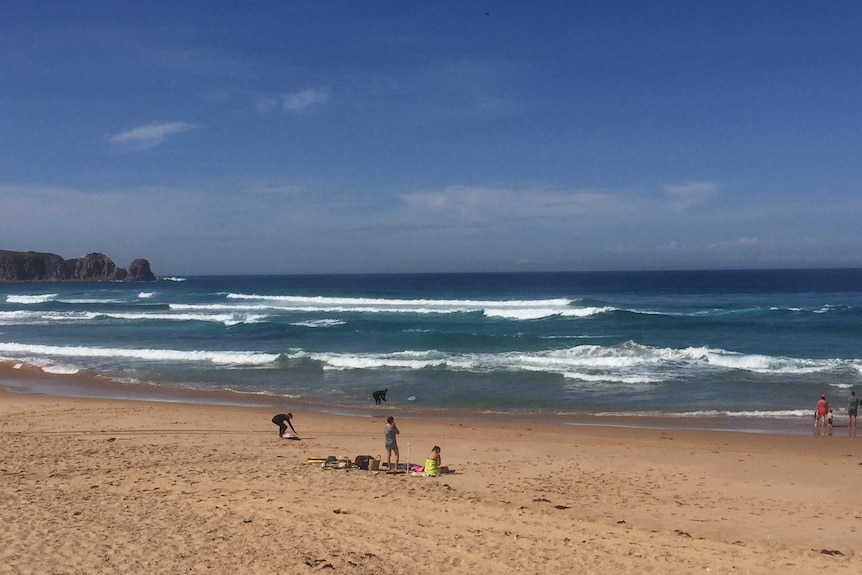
top-left (850, 408), bottom-right (858, 417)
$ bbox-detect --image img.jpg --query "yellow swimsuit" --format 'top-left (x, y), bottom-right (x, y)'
top-left (424, 457), bottom-right (439, 476)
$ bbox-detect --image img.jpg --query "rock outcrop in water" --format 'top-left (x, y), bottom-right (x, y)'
top-left (0, 250), bottom-right (157, 282)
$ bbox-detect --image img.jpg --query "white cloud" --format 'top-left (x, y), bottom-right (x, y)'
top-left (280, 88), bottom-right (330, 113)
top-left (106, 121), bottom-right (197, 150)
top-left (708, 236), bottom-right (760, 249)
top-left (662, 181), bottom-right (719, 210)
top-left (398, 185), bottom-right (624, 223)
top-left (733, 236), bottom-right (759, 246)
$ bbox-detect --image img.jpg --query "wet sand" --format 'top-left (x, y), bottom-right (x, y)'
top-left (0, 362), bottom-right (818, 435)
top-left (1, 362), bottom-right (861, 574)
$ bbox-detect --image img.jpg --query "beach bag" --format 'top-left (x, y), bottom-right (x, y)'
top-left (369, 455), bottom-right (381, 471)
top-left (354, 454), bottom-right (373, 470)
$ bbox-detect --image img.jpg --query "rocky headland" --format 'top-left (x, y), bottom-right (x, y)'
top-left (0, 250), bottom-right (157, 282)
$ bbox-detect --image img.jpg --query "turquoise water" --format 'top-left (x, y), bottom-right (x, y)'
top-left (1, 270), bottom-right (861, 426)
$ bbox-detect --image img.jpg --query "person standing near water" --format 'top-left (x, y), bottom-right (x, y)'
top-left (384, 416), bottom-right (399, 471)
top-left (848, 390), bottom-right (859, 432)
top-left (814, 395), bottom-right (829, 434)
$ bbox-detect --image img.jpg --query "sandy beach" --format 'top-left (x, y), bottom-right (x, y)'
top-left (1, 363), bottom-right (860, 574)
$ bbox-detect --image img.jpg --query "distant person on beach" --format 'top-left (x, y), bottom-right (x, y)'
top-left (384, 416), bottom-right (399, 470)
top-left (271, 413), bottom-right (297, 438)
top-left (827, 408), bottom-right (834, 434)
top-left (849, 390), bottom-right (859, 430)
top-left (815, 395), bottom-right (829, 433)
top-left (372, 388), bottom-right (388, 405)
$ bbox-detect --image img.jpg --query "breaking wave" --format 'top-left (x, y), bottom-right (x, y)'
top-left (6, 294), bottom-right (58, 304)
top-left (0, 342), bottom-right (279, 366)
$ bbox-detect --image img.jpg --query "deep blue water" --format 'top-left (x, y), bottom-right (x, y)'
top-left (1, 270), bottom-right (861, 425)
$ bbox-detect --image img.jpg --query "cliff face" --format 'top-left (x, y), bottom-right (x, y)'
top-left (0, 251), bottom-right (71, 281)
top-left (0, 250), bottom-right (157, 282)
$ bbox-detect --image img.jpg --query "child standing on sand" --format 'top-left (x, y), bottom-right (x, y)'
top-left (384, 416), bottom-right (399, 471)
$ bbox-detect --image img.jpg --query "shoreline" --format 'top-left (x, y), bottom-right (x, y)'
top-left (0, 360), bottom-right (823, 436)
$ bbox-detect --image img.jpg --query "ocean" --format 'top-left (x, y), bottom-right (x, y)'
top-left (2, 270), bottom-right (861, 434)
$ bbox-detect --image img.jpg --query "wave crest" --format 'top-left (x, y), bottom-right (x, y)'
top-left (0, 342), bottom-right (279, 366)
top-left (6, 294), bottom-right (58, 304)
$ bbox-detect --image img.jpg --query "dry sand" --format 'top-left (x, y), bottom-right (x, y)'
top-left (1, 363), bottom-right (860, 574)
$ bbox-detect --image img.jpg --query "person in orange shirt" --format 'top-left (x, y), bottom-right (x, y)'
top-left (814, 395), bottom-right (829, 433)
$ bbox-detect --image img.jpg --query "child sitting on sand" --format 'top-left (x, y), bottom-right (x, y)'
top-left (424, 445), bottom-right (442, 476)
top-left (409, 445), bottom-right (453, 476)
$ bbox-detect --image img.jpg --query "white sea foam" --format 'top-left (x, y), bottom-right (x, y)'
top-left (0, 309), bottom-right (265, 326)
top-left (138, 292), bottom-right (156, 298)
top-left (171, 303), bottom-right (273, 311)
top-left (174, 294), bottom-right (624, 321)
top-left (224, 292), bottom-right (584, 319)
top-left (0, 311), bottom-right (97, 325)
top-left (540, 334), bottom-right (608, 339)
top-left (42, 365), bottom-right (81, 375)
top-left (57, 298), bottom-right (126, 304)
top-left (162, 277), bottom-right (186, 282)
top-left (296, 345), bottom-right (649, 375)
top-left (704, 350), bottom-right (836, 374)
top-left (6, 294), bottom-right (58, 304)
top-left (0, 311), bottom-right (41, 322)
top-left (769, 304), bottom-right (840, 314)
top-left (483, 307), bottom-right (563, 320)
top-left (228, 292), bottom-right (572, 307)
top-left (304, 349), bottom-right (448, 370)
top-left (95, 312), bottom-right (267, 326)
top-left (285, 341), bottom-right (849, 383)
top-left (291, 319), bottom-right (346, 328)
top-left (485, 305), bottom-right (616, 320)
top-left (593, 409), bottom-right (812, 418)
top-left (0, 342), bottom-right (279, 365)
top-left (186, 301), bottom-right (474, 314)
top-left (705, 351), bottom-right (772, 370)
top-left (562, 372), bottom-right (662, 384)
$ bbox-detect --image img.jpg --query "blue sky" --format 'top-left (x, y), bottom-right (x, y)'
top-left (2, 1), bottom-right (861, 275)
